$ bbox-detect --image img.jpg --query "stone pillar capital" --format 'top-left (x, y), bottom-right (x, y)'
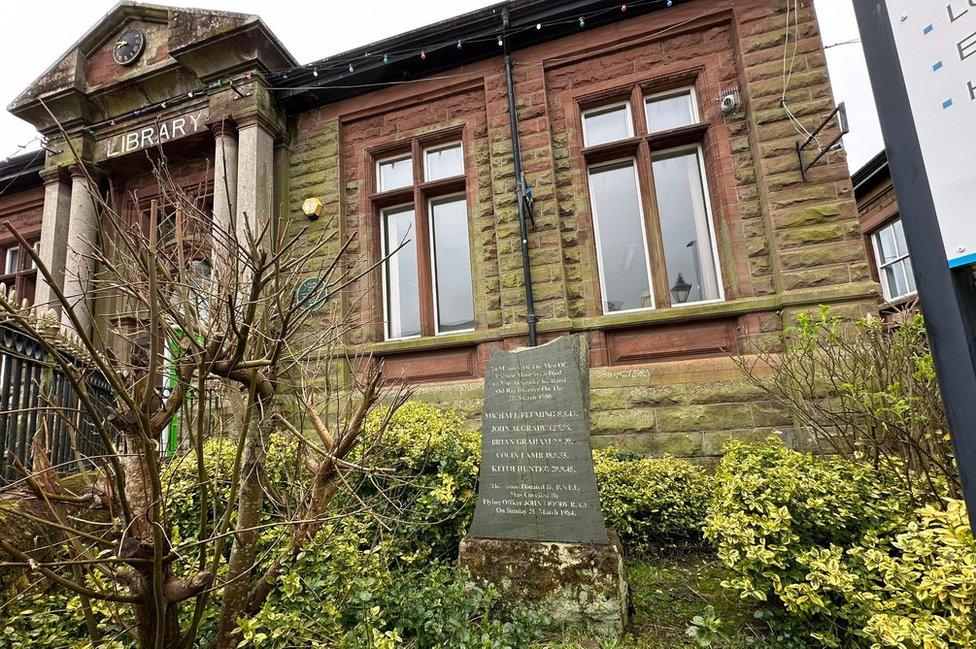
top-left (208, 118), bottom-right (238, 139)
top-left (67, 164), bottom-right (102, 184)
top-left (235, 111), bottom-right (284, 139)
top-left (39, 167), bottom-right (70, 185)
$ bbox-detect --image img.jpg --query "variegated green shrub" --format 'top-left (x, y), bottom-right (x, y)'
top-left (705, 437), bottom-right (976, 648)
top-left (594, 447), bottom-right (712, 552)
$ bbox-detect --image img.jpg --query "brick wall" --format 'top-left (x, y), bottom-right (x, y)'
top-left (285, 0), bottom-right (877, 457)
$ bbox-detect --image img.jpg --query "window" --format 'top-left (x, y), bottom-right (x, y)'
top-left (3, 246), bottom-right (18, 275)
top-left (873, 218), bottom-right (916, 301)
top-left (0, 239), bottom-right (40, 305)
top-left (188, 259), bottom-right (213, 321)
top-left (373, 136), bottom-right (473, 340)
top-left (424, 143), bottom-right (464, 182)
top-left (382, 205), bottom-right (421, 339)
top-left (377, 154), bottom-right (413, 192)
top-left (652, 147), bottom-right (721, 304)
top-left (582, 103), bottom-right (633, 147)
top-left (645, 88), bottom-right (699, 132)
top-left (429, 195), bottom-right (475, 332)
top-left (581, 84), bottom-right (722, 313)
top-left (588, 160), bottom-right (653, 312)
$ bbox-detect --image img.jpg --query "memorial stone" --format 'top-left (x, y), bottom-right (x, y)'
top-left (468, 335), bottom-right (607, 543)
top-left (459, 335), bottom-right (628, 636)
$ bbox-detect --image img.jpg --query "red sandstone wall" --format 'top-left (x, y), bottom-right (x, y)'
top-left (288, 0), bottom-right (875, 383)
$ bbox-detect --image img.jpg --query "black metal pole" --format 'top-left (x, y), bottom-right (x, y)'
top-left (502, 8), bottom-right (538, 347)
top-left (854, 0), bottom-right (976, 532)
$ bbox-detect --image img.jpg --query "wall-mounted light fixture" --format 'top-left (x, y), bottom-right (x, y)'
top-left (302, 197), bottom-right (324, 220)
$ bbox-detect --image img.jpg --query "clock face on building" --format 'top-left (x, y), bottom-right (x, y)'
top-left (113, 29), bottom-right (145, 66)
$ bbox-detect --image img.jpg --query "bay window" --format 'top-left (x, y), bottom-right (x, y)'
top-left (373, 138), bottom-right (474, 340)
top-left (581, 85), bottom-right (723, 312)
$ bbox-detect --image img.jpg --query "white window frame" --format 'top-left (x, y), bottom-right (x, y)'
top-left (423, 142), bottom-right (465, 183)
top-left (644, 86), bottom-right (701, 134)
top-left (872, 218), bottom-right (917, 302)
top-left (2, 245), bottom-right (18, 275)
top-left (375, 152), bottom-right (413, 193)
top-left (427, 192), bottom-right (475, 336)
top-left (651, 142), bottom-right (725, 307)
top-left (380, 203), bottom-right (421, 342)
top-left (581, 101), bottom-right (635, 148)
top-left (587, 157), bottom-right (656, 314)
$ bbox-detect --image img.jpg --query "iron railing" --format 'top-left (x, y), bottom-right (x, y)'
top-left (0, 322), bottom-right (114, 483)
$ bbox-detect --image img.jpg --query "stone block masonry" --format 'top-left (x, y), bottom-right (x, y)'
top-left (408, 355), bottom-right (804, 462)
top-left (285, 0), bottom-right (881, 450)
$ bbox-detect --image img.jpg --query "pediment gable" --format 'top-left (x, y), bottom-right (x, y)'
top-left (8, 1), bottom-right (294, 134)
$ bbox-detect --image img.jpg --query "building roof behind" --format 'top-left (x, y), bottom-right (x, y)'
top-left (0, 150), bottom-right (44, 195)
top-left (272, 0), bottom-right (685, 111)
top-left (852, 149), bottom-right (889, 199)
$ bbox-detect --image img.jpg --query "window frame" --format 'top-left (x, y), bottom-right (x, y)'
top-left (579, 81), bottom-right (724, 315)
top-left (427, 192), bottom-right (476, 335)
top-left (370, 131), bottom-right (475, 342)
top-left (587, 157), bottom-right (657, 314)
top-left (423, 141), bottom-right (465, 183)
top-left (379, 202), bottom-right (422, 342)
top-left (644, 86), bottom-right (700, 134)
top-left (0, 238), bottom-right (40, 305)
top-left (872, 218), bottom-right (917, 302)
top-left (581, 101), bottom-right (635, 148)
top-left (375, 151), bottom-right (414, 193)
top-left (649, 142), bottom-right (725, 308)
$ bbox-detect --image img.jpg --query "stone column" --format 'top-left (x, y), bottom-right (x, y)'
top-left (61, 166), bottom-right (101, 333)
top-left (33, 168), bottom-right (72, 312)
top-left (209, 120), bottom-right (239, 253)
top-left (234, 116), bottom-right (275, 247)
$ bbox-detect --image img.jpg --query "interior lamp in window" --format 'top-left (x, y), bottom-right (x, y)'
top-left (670, 273), bottom-right (692, 304)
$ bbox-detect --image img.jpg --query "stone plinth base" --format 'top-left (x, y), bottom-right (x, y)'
top-left (458, 534), bottom-right (629, 637)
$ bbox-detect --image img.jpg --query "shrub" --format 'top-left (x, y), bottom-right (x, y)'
top-left (737, 307), bottom-right (957, 506)
top-left (0, 403), bottom-right (525, 648)
top-left (594, 448), bottom-right (711, 552)
top-left (358, 401), bottom-right (481, 561)
top-left (706, 437), bottom-right (976, 647)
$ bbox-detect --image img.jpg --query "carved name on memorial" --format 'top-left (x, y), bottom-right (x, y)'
top-left (469, 335), bottom-right (608, 544)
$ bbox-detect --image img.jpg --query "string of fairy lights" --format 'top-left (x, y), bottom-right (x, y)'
top-left (12, 0), bottom-right (681, 137)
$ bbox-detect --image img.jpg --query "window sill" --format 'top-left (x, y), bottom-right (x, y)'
top-left (368, 328), bottom-right (496, 355)
top-left (355, 283), bottom-right (881, 356)
top-left (879, 291), bottom-right (918, 311)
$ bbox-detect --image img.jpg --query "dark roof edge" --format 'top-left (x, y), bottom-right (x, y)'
top-left (272, 0), bottom-right (685, 112)
top-left (0, 150), bottom-right (45, 194)
top-left (852, 149), bottom-right (888, 198)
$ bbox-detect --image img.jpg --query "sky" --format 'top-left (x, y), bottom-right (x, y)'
top-left (0, 0), bottom-right (885, 172)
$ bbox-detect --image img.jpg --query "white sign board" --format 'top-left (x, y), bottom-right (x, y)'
top-left (887, 0), bottom-right (976, 268)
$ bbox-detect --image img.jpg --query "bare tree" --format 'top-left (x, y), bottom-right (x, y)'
top-left (0, 153), bottom-right (409, 649)
top-left (734, 306), bottom-right (956, 506)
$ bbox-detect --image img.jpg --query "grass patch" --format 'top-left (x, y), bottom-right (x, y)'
top-left (543, 548), bottom-right (772, 648)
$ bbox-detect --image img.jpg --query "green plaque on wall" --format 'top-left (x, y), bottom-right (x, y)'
top-left (296, 277), bottom-right (328, 310)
